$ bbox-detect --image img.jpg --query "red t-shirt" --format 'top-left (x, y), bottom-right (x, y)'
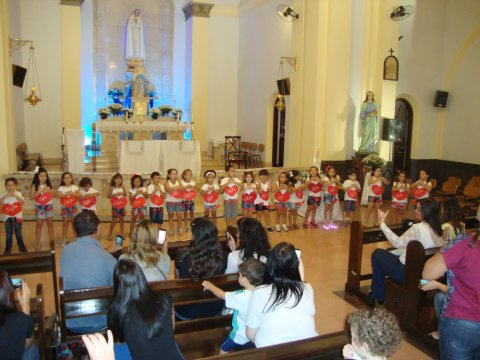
top-left (443, 237), bottom-right (480, 322)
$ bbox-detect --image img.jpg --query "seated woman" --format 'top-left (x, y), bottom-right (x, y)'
top-left (370, 198), bottom-right (444, 303)
top-left (225, 217), bottom-right (271, 274)
top-left (0, 271), bottom-right (39, 360)
top-left (120, 220), bottom-right (170, 282)
top-left (175, 217), bottom-right (227, 319)
top-left (423, 231), bottom-right (480, 360)
top-left (246, 242), bottom-right (317, 348)
top-left (107, 259), bottom-right (182, 360)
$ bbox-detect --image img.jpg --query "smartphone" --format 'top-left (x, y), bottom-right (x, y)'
top-left (158, 229), bottom-right (167, 245)
top-left (11, 278), bottom-right (22, 289)
top-left (295, 249), bottom-right (301, 259)
top-left (419, 279), bottom-right (429, 286)
top-left (115, 235), bottom-right (124, 247)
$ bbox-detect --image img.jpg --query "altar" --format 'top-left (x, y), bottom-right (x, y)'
top-left (96, 117), bottom-right (188, 154)
top-left (119, 140), bottom-right (201, 177)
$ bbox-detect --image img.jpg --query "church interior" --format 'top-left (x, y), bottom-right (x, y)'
top-left (0, 0), bottom-right (479, 359)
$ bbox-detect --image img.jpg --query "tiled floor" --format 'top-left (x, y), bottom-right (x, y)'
top-left (1, 202), bottom-right (433, 359)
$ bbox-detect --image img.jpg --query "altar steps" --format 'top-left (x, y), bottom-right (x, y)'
top-left (85, 153), bottom-right (119, 173)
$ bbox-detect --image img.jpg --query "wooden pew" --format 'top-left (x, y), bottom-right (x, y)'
top-left (344, 221), bottom-right (405, 306)
top-left (0, 241), bottom-right (59, 317)
top-left (198, 331), bottom-right (348, 360)
top-left (59, 273), bottom-right (240, 342)
top-left (384, 240), bottom-right (439, 334)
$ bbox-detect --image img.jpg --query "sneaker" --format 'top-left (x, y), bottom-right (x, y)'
top-left (266, 226), bottom-right (274, 233)
top-left (329, 222), bottom-right (338, 230)
top-left (303, 221), bottom-right (308, 228)
top-left (322, 224), bottom-right (330, 230)
top-left (283, 224), bottom-right (289, 232)
top-left (276, 225), bottom-right (281, 232)
top-left (3, 248), bottom-right (11, 256)
top-left (310, 221), bottom-right (319, 228)
top-left (19, 246), bottom-right (28, 253)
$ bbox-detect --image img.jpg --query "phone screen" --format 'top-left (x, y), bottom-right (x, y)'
top-left (115, 235), bottom-right (124, 247)
top-left (11, 278), bottom-right (22, 289)
top-left (295, 249), bottom-right (301, 259)
top-left (158, 229), bottom-right (167, 245)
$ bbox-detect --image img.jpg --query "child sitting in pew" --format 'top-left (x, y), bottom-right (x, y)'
top-left (202, 258), bottom-right (265, 354)
top-left (343, 308), bottom-right (401, 360)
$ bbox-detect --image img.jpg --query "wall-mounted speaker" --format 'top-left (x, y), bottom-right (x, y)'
top-left (277, 78), bottom-right (290, 96)
top-left (433, 90), bottom-right (448, 108)
top-left (12, 65), bottom-right (27, 88)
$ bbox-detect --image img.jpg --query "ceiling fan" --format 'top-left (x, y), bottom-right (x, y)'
top-left (390, 5), bottom-right (415, 21)
top-left (276, 4), bottom-right (299, 22)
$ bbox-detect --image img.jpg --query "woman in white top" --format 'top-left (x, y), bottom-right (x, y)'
top-left (246, 242), bottom-right (318, 348)
top-left (119, 220), bottom-right (170, 282)
top-left (370, 198), bottom-right (444, 303)
top-left (225, 218), bottom-right (270, 274)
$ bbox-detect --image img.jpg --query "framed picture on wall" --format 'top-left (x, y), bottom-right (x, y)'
top-left (383, 53), bottom-right (399, 81)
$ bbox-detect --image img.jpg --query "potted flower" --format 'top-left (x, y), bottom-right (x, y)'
top-left (151, 108), bottom-right (160, 120)
top-left (109, 103), bottom-right (124, 116)
top-left (98, 108), bottom-right (110, 119)
top-left (159, 104), bottom-right (172, 116)
top-left (361, 153), bottom-right (385, 169)
top-left (171, 108), bottom-right (182, 120)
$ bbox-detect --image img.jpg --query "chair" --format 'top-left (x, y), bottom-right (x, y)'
top-left (438, 181), bottom-right (457, 197)
top-left (447, 176), bottom-right (461, 188)
top-left (17, 143), bottom-right (44, 170)
top-left (430, 178), bottom-right (437, 190)
top-left (224, 136), bottom-right (247, 169)
top-left (463, 185), bottom-right (480, 200)
top-left (248, 144), bottom-right (264, 168)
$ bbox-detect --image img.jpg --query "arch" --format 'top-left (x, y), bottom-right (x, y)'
top-left (393, 98), bottom-right (413, 173)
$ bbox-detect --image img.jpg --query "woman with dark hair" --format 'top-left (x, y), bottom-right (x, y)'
top-left (225, 217), bottom-right (271, 274)
top-left (246, 242), bottom-right (317, 347)
top-left (423, 231), bottom-right (480, 359)
top-left (370, 198), bottom-right (444, 303)
top-left (0, 271), bottom-right (38, 360)
top-left (440, 198), bottom-right (465, 247)
top-left (175, 217), bottom-right (227, 319)
top-left (107, 259), bottom-right (182, 360)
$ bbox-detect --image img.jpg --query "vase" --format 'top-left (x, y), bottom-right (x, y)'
top-left (152, 113), bottom-right (159, 120)
top-left (160, 110), bottom-right (170, 117)
top-left (100, 114), bottom-right (108, 120)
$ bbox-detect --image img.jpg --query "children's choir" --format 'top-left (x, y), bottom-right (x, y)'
top-left (1, 166), bottom-right (435, 253)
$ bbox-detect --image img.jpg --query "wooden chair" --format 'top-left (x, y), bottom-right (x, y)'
top-left (436, 181), bottom-right (457, 197)
top-left (224, 136), bottom-right (247, 169)
top-left (447, 176), bottom-right (461, 188)
top-left (17, 143), bottom-right (44, 170)
top-left (59, 273), bottom-right (241, 342)
top-left (384, 240), bottom-right (440, 334)
top-left (33, 284), bottom-right (56, 360)
top-left (198, 331), bottom-right (348, 360)
top-left (430, 178), bottom-right (437, 190)
top-left (248, 143), bottom-right (264, 168)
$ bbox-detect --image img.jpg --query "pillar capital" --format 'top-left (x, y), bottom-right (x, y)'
top-left (182, 2), bottom-right (215, 21)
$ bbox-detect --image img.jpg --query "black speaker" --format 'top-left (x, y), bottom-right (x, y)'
top-left (12, 65), bottom-right (27, 88)
top-left (433, 90), bottom-right (448, 108)
top-left (382, 118), bottom-right (405, 142)
top-left (277, 78), bottom-right (290, 96)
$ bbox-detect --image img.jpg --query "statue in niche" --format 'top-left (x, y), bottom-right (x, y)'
top-left (358, 91), bottom-right (379, 153)
top-left (126, 9), bottom-right (145, 61)
top-left (133, 75), bottom-right (147, 97)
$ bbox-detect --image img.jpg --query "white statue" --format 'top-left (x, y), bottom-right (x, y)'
top-left (125, 9), bottom-right (145, 61)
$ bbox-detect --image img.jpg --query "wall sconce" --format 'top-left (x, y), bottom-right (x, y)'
top-left (10, 38), bottom-right (42, 107)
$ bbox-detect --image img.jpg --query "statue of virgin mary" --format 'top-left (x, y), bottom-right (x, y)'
top-left (125, 9), bottom-right (145, 61)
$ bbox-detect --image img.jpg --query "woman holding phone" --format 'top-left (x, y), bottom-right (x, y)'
top-left (119, 220), bottom-right (170, 282)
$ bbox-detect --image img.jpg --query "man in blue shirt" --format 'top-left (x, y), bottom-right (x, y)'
top-left (60, 210), bottom-right (116, 333)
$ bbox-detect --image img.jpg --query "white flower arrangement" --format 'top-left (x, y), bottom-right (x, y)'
top-left (361, 153), bottom-right (385, 168)
top-left (151, 108), bottom-right (160, 114)
top-left (98, 108), bottom-right (110, 116)
top-left (108, 103), bottom-right (124, 113)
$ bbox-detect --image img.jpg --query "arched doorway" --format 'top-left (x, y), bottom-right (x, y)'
top-left (392, 98), bottom-right (413, 172)
top-left (272, 98), bottom-right (286, 167)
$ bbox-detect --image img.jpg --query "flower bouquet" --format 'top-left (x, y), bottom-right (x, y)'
top-left (98, 108), bottom-right (110, 119)
top-left (151, 108), bottom-right (160, 120)
top-left (361, 153), bottom-right (385, 168)
top-left (171, 108), bottom-right (182, 120)
top-left (108, 103), bottom-right (124, 116)
top-left (159, 105), bottom-right (172, 116)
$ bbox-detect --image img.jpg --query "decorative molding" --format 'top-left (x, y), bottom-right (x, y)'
top-left (182, 2), bottom-right (215, 21)
top-left (60, 0), bottom-right (84, 6)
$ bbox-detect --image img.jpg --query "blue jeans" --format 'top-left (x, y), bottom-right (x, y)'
top-left (23, 344), bottom-right (39, 360)
top-left (371, 249), bottom-right (405, 302)
top-left (434, 291), bottom-right (446, 318)
top-left (5, 217), bottom-right (26, 249)
top-left (439, 316), bottom-right (480, 360)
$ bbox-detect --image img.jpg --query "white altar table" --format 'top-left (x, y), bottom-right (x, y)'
top-left (119, 140), bottom-right (201, 177)
top-left (96, 117), bottom-right (188, 154)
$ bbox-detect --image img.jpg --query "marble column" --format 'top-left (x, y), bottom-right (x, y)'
top-left (0, 0), bottom-right (17, 173)
top-left (183, 1), bottom-right (214, 151)
top-left (61, 1), bottom-right (82, 130)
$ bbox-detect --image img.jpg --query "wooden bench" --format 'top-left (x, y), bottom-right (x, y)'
top-left (198, 331), bottom-right (348, 360)
top-left (59, 273), bottom-right (241, 342)
top-left (344, 221), bottom-right (405, 306)
top-left (384, 240), bottom-right (439, 334)
top-left (0, 242), bottom-right (59, 317)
